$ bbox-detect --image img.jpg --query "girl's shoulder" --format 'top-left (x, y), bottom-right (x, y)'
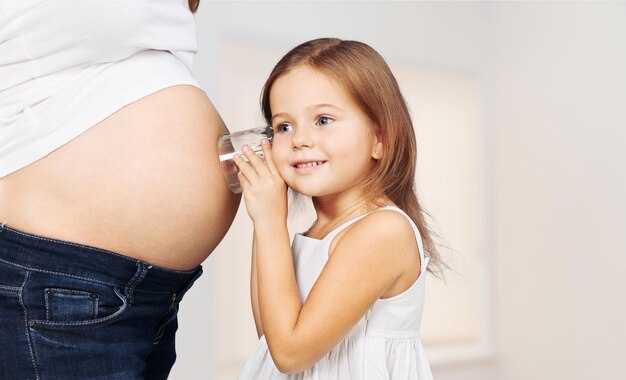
top-left (329, 207), bottom-right (419, 260)
top-left (328, 207), bottom-right (423, 300)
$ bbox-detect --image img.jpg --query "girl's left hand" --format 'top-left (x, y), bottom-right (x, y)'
top-left (233, 139), bottom-right (287, 224)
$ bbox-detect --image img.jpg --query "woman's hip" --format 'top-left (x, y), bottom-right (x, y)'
top-left (0, 224), bottom-right (202, 379)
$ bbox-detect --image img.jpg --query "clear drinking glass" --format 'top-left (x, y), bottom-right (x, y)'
top-left (218, 126), bottom-right (274, 194)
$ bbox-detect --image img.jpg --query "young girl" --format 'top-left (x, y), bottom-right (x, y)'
top-left (234, 38), bottom-right (443, 379)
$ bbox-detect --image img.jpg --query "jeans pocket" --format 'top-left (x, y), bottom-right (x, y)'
top-left (45, 288), bottom-right (99, 321)
top-left (24, 273), bottom-right (129, 330)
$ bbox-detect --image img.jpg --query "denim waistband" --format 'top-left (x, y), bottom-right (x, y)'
top-left (0, 223), bottom-right (202, 294)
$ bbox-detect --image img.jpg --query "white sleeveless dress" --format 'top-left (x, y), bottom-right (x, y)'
top-left (239, 206), bottom-right (433, 380)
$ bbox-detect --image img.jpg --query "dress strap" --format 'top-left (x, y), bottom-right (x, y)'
top-left (374, 206), bottom-right (427, 267)
top-left (322, 212), bottom-right (373, 242)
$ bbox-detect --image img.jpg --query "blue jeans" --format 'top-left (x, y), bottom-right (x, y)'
top-left (0, 224), bottom-right (202, 380)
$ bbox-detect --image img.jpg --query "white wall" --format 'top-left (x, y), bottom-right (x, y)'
top-left (489, 2), bottom-right (626, 379)
top-left (170, 2), bottom-right (626, 379)
top-left (193, 1), bottom-right (490, 96)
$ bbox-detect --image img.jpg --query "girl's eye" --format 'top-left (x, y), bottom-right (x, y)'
top-left (275, 123), bottom-right (293, 134)
top-left (316, 116), bottom-right (334, 126)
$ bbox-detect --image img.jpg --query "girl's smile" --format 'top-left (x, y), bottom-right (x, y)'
top-left (292, 159), bottom-right (328, 173)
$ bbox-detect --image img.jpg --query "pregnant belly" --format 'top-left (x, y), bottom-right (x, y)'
top-left (0, 85), bottom-right (240, 270)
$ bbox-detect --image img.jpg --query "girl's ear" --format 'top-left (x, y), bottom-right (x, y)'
top-left (371, 126), bottom-right (383, 160)
top-left (372, 141), bottom-right (383, 160)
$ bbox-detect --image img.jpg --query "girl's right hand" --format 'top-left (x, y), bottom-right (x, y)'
top-left (233, 139), bottom-right (287, 225)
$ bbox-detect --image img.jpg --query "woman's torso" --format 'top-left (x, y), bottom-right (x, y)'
top-left (0, 85), bottom-right (240, 270)
top-left (0, 1), bottom-right (240, 270)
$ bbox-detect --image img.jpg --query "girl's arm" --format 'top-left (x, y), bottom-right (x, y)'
top-left (255, 211), bottom-right (417, 373)
top-left (250, 233), bottom-right (264, 338)
top-left (235, 142), bottom-right (420, 374)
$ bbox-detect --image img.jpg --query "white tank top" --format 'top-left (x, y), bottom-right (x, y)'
top-left (239, 206), bottom-right (433, 379)
top-left (0, 0), bottom-right (201, 178)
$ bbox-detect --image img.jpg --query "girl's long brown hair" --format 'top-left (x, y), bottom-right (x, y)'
top-left (188, 0), bottom-right (199, 13)
top-left (260, 38), bottom-right (444, 275)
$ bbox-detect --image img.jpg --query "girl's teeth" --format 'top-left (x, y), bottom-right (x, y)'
top-left (297, 161), bottom-right (323, 168)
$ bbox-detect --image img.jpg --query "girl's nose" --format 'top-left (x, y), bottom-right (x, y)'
top-left (291, 126), bottom-right (314, 150)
